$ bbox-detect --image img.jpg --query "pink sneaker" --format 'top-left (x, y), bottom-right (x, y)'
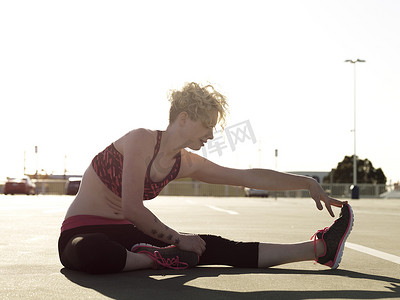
top-left (311, 203), bottom-right (354, 269)
top-left (131, 244), bottom-right (199, 270)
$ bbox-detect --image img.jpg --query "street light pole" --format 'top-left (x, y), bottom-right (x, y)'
top-left (345, 58), bottom-right (366, 199)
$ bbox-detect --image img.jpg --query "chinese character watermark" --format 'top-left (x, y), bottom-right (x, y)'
top-left (202, 120), bottom-right (256, 158)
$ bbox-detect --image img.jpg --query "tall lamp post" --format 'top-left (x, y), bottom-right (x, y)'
top-left (345, 58), bottom-right (366, 199)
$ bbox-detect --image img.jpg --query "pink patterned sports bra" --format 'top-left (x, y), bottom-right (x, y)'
top-left (91, 130), bottom-right (181, 200)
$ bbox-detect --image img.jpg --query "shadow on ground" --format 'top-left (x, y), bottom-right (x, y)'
top-left (61, 267), bottom-right (400, 300)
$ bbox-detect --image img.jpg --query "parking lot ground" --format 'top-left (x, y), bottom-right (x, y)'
top-left (1, 195), bottom-right (399, 299)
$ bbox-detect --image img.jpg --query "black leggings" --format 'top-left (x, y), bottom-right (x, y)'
top-left (58, 224), bottom-right (259, 274)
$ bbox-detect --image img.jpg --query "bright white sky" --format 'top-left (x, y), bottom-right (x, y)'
top-left (1, 0), bottom-right (399, 184)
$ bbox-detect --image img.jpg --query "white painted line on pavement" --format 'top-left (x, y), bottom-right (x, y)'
top-left (346, 242), bottom-right (400, 265)
top-left (205, 205), bottom-right (239, 215)
top-left (186, 200), bottom-right (239, 215)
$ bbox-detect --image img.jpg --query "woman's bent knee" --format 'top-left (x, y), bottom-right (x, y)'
top-left (60, 233), bottom-right (127, 274)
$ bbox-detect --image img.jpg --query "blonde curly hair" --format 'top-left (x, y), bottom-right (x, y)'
top-left (168, 82), bottom-right (229, 129)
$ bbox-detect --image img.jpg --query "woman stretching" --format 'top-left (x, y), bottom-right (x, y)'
top-left (58, 82), bottom-right (354, 274)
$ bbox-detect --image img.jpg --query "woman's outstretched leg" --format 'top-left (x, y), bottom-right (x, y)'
top-left (258, 240), bottom-right (324, 267)
top-left (125, 204), bottom-right (353, 271)
top-left (124, 238), bottom-right (323, 271)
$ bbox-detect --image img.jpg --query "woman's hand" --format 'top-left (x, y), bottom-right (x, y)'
top-left (176, 233), bottom-right (206, 256)
top-left (308, 179), bottom-right (347, 217)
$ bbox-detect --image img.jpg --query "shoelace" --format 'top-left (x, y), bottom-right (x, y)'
top-left (152, 251), bottom-right (189, 270)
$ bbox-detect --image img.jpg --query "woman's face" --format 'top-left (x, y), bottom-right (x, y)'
top-left (183, 110), bottom-right (218, 151)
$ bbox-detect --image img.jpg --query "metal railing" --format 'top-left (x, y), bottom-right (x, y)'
top-left (268, 183), bottom-right (387, 199)
top-left (0, 180), bottom-right (393, 198)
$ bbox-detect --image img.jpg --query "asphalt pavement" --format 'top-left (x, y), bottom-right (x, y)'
top-left (1, 195), bottom-right (399, 299)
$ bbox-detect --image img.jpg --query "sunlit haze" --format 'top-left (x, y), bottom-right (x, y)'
top-left (1, 0), bottom-right (399, 184)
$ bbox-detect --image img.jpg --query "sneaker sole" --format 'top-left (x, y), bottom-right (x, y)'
top-left (131, 243), bottom-right (176, 252)
top-left (331, 204), bottom-right (354, 269)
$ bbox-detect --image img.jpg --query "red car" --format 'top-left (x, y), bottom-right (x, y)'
top-left (4, 176), bottom-right (36, 195)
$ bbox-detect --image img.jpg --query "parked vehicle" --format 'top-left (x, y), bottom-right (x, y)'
top-left (65, 177), bottom-right (81, 195)
top-left (244, 187), bottom-right (269, 197)
top-left (4, 176), bottom-right (36, 195)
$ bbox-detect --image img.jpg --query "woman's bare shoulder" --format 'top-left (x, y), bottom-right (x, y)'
top-left (126, 128), bottom-right (156, 140)
top-left (177, 149), bottom-right (207, 178)
top-left (114, 128), bottom-right (157, 154)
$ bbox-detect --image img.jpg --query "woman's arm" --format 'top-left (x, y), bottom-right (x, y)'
top-left (183, 151), bottom-right (345, 217)
top-left (241, 168), bottom-right (314, 191)
top-left (242, 168), bottom-right (345, 217)
top-left (186, 152), bottom-right (313, 189)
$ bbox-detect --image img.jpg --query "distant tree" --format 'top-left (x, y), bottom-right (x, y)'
top-left (323, 155), bottom-right (387, 184)
top-left (27, 172), bottom-right (50, 180)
